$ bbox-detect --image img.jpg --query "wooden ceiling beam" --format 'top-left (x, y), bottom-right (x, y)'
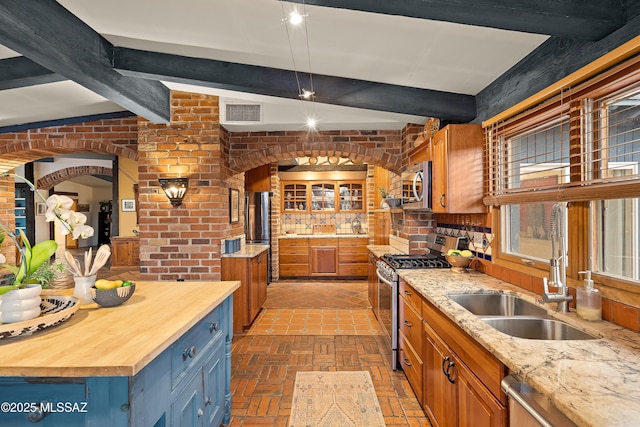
top-left (0, 56), bottom-right (65, 90)
top-left (287, 0), bottom-right (627, 40)
top-left (0, 0), bottom-right (170, 123)
top-left (112, 47), bottom-right (477, 123)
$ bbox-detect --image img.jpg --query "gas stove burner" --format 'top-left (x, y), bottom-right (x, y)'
top-left (382, 253), bottom-right (451, 270)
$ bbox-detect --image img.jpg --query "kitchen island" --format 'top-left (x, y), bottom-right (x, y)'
top-left (399, 269), bottom-right (640, 427)
top-left (0, 280), bottom-right (240, 427)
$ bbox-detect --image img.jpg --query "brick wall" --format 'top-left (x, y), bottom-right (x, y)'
top-left (0, 117), bottom-right (138, 173)
top-left (137, 91), bottom-right (236, 281)
top-left (228, 130), bottom-right (405, 173)
top-left (37, 165), bottom-right (112, 190)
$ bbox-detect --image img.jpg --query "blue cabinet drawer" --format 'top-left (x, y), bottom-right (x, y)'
top-left (0, 378), bottom-right (86, 426)
top-left (171, 305), bottom-right (224, 389)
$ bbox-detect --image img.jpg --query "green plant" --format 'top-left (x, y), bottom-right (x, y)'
top-left (378, 187), bottom-right (389, 198)
top-left (0, 173), bottom-right (94, 295)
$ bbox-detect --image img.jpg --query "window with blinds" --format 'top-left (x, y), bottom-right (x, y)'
top-left (485, 62), bottom-right (640, 206)
top-left (486, 55), bottom-right (640, 282)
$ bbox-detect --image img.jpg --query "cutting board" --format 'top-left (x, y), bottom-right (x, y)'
top-left (313, 224), bottom-right (336, 234)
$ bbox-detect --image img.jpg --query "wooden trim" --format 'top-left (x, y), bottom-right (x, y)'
top-left (483, 35), bottom-right (640, 128)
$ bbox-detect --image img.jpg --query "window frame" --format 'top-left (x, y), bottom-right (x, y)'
top-left (488, 55), bottom-right (640, 303)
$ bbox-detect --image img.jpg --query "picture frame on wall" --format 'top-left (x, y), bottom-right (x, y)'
top-left (229, 188), bottom-right (239, 223)
top-left (36, 203), bottom-right (46, 216)
top-left (122, 199), bottom-right (136, 212)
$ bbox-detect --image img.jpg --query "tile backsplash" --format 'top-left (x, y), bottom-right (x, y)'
top-left (436, 223), bottom-right (493, 260)
top-left (281, 212), bottom-right (367, 235)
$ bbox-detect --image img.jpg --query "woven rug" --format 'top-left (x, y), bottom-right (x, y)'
top-left (289, 371), bottom-right (385, 427)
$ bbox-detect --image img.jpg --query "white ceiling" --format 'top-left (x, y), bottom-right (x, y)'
top-left (0, 0), bottom-right (548, 131)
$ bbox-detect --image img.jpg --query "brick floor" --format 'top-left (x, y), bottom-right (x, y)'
top-left (229, 280), bottom-right (429, 426)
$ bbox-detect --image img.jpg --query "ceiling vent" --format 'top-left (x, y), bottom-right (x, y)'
top-left (224, 103), bottom-right (261, 122)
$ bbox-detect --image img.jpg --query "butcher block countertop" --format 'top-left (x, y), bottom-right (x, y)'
top-left (0, 280), bottom-right (240, 378)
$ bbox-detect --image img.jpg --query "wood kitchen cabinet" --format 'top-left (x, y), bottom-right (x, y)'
top-left (279, 238), bottom-right (310, 277)
top-left (281, 180), bottom-right (366, 213)
top-left (422, 295), bottom-right (506, 427)
top-left (221, 250), bottom-right (268, 334)
top-left (431, 124), bottom-right (485, 213)
top-left (111, 236), bottom-right (140, 267)
top-left (397, 279), bottom-right (506, 427)
top-left (337, 237), bottom-right (368, 277)
top-left (310, 238), bottom-right (338, 276)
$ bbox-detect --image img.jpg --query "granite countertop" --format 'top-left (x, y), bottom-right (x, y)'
top-left (367, 245), bottom-right (397, 258)
top-left (221, 244), bottom-right (269, 258)
top-left (398, 269), bottom-right (640, 427)
top-left (279, 234), bottom-right (369, 239)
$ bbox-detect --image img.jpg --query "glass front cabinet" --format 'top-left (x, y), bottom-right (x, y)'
top-left (283, 183), bottom-right (307, 211)
top-left (281, 181), bottom-right (365, 212)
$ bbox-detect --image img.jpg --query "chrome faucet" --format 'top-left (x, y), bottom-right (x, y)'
top-left (541, 203), bottom-right (572, 312)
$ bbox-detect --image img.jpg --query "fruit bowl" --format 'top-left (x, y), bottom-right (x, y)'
top-left (445, 255), bottom-right (474, 272)
top-left (90, 283), bottom-right (135, 307)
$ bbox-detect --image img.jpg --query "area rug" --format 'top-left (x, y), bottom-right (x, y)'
top-left (289, 371), bottom-right (385, 427)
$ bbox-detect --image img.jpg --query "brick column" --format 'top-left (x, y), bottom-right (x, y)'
top-left (137, 91), bottom-right (237, 281)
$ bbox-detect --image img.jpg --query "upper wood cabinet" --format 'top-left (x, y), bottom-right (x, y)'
top-left (281, 180), bottom-right (365, 212)
top-left (431, 124), bottom-right (485, 214)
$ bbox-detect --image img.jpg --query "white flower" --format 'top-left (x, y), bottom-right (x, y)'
top-left (43, 194), bottom-right (95, 239)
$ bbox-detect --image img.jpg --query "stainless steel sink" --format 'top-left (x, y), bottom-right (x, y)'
top-left (482, 317), bottom-right (598, 340)
top-left (448, 293), bottom-right (547, 316)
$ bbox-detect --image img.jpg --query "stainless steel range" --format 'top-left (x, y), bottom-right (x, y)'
top-left (375, 234), bottom-right (469, 370)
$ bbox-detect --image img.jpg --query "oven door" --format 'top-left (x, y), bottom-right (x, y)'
top-left (376, 267), bottom-right (398, 370)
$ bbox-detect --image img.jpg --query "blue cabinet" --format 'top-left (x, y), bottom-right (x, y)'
top-left (0, 295), bottom-right (233, 427)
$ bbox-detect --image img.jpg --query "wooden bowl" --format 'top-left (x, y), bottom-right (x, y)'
top-left (445, 255), bottom-right (474, 270)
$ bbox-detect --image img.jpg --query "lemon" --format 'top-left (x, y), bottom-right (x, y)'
top-left (460, 250), bottom-right (473, 257)
top-left (95, 279), bottom-right (118, 290)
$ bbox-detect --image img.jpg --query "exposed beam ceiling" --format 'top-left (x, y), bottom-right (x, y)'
top-left (0, 0), bottom-right (634, 131)
top-left (0, 0), bottom-right (170, 123)
top-left (286, 0), bottom-right (627, 40)
top-left (113, 48), bottom-right (477, 123)
top-left (0, 56), bottom-right (64, 90)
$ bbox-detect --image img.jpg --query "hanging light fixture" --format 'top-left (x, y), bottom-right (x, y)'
top-left (159, 178), bottom-right (189, 207)
top-left (282, 1), bottom-right (318, 129)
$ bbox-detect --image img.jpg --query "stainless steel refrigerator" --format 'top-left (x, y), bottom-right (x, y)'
top-left (245, 191), bottom-right (271, 281)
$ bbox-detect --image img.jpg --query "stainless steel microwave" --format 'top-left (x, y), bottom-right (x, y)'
top-left (401, 161), bottom-right (432, 210)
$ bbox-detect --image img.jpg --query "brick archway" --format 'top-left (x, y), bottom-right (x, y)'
top-left (0, 116), bottom-right (138, 174)
top-left (37, 166), bottom-right (113, 190)
top-left (228, 130), bottom-right (405, 174)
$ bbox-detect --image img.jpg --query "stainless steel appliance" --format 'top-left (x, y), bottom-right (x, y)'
top-left (245, 191), bottom-right (272, 281)
top-left (502, 375), bottom-right (578, 427)
top-left (401, 160), bottom-right (432, 210)
top-left (375, 234), bottom-right (468, 371)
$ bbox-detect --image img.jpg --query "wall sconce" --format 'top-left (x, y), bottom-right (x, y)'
top-left (159, 178), bottom-right (188, 206)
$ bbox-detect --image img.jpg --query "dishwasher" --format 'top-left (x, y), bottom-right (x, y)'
top-left (501, 375), bottom-right (578, 427)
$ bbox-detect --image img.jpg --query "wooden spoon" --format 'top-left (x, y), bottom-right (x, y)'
top-left (84, 247), bottom-right (92, 276)
top-left (89, 245), bottom-right (111, 276)
top-left (64, 251), bottom-right (82, 276)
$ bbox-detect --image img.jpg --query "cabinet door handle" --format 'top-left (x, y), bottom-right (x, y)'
top-left (403, 357), bottom-right (412, 367)
top-left (182, 345), bottom-right (197, 361)
top-left (404, 320), bottom-right (413, 328)
top-left (441, 356), bottom-right (450, 377)
top-left (403, 290), bottom-right (412, 296)
top-left (197, 408), bottom-right (204, 417)
top-left (445, 360), bottom-right (456, 384)
top-left (27, 402), bottom-right (50, 423)
top-left (439, 194), bottom-right (446, 208)
top-left (204, 396), bottom-right (213, 407)
top-left (209, 321), bottom-right (220, 333)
